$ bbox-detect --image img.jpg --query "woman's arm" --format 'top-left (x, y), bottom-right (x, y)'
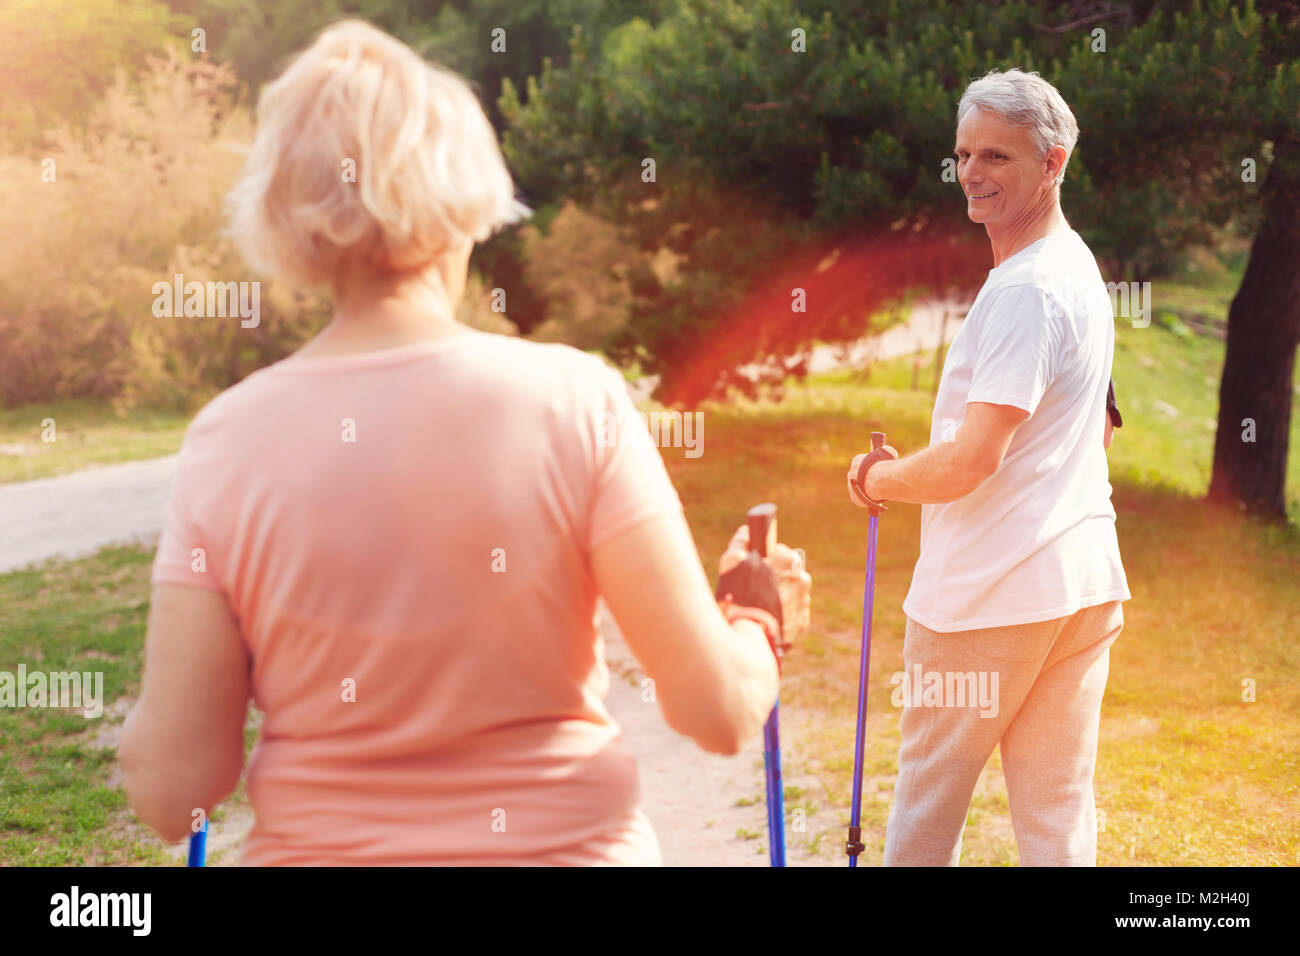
top-left (592, 511), bottom-right (779, 756)
top-left (119, 585), bottom-right (250, 844)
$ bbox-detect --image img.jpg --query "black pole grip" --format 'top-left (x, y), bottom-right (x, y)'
top-left (746, 503), bottom-right (776, 559)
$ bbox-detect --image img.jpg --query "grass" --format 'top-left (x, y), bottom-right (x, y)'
top-left (0, 545), bottom-right (253, 865)
top-left (2, 240), bottom-right (1297, 866)
top-left (0, 545), bottom-right (169, 864)
top-left (659, 344), bottom-right (1299, 865)
top-left (0, 399), bottom-right (190, 483)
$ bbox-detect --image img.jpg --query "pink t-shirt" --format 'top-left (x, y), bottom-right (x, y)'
top-left (151, 330), bottom-right (683, 865)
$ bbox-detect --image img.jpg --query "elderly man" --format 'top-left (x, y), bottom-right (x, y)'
top-left (847, 68), bottom-right (1130, 866)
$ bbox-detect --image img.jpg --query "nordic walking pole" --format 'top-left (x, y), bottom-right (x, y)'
top-left (187, 821), bottom-right (207, 867)
top-left (746, 503), bottom-right (787, 868)
top-left (716, 502), bottom-right (786, 865)
top-left (846, 431), bottom-right (886, 867)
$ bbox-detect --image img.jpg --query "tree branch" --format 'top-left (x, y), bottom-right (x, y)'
top-left (1037, 6), bottom-right (1131, 34)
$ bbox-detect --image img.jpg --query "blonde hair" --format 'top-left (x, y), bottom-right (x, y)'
top-left (226, 19), bottom-right (529, 285)
top-left (957, 68), bottom-right (1079, 188)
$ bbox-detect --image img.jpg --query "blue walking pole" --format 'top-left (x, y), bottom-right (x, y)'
top-left (188, 821), bottom-right (207, 867)
top-left (846, 432), bottom-right (886, 867)
top-left (763, 703), bottom-right (786, 867)
top-left (745, 504), bottom-right (786, 868)
top-left (743, 504), bottom-right (790, 868)
top-left (717, 503), bottom-right (787, 866)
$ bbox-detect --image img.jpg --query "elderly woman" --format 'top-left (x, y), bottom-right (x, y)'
top-left (847, 68), bottom-right (1130, 866)
top-left (119, 20), bottom-right (806, 865)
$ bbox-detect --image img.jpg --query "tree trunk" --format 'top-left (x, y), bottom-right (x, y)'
top-left (1207, 138), bottom-right (1300, 522)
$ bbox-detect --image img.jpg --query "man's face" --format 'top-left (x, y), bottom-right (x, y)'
top-left (953, 107), bottom-right (1056, 226)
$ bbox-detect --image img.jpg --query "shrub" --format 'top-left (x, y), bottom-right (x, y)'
top-left (0, 51), bottom-right (328, 411)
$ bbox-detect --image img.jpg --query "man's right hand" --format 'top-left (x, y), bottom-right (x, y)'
top-left (847, 444), bottom-right (900, 509)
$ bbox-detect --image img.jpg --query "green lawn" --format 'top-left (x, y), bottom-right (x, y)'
top-left (0, 544), bottom-right (257, 865)
top-left (664, 352), bottom-right (1299, 866)
top-left (0, 545), bottom-right (171, 864)
top-left (0, 399), bottom-right (189, 483)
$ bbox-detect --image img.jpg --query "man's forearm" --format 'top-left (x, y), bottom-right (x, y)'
top-left (865, 441), bottom-right (986, 505)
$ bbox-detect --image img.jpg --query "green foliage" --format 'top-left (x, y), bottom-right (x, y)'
top-left (0, 544), bottom-right (175, 865)
top-left (500, 0), bottom-right (1300, 399)
top-left (164, 0), bottom-right (413, 96)
top-left (0, 400), bottom-right (190, 483)
top-left (499, 29), bottom-right (616, 203)
top-left (1060, 0), bottom-right (1298, 277)
top-left (417, 0), bottom-right (664, 128)
top-left (168, 0), bottom-right (664, 126)
top-left (0, 0), bottom-right (183, 151)
top-left (503, 0), bottom-right (1079, 226)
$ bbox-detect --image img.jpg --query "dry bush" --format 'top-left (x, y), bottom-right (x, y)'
top-left (0, 50), bottom-right (328, 411)
top-left (521, 201), bottom-right (634, 351)
top-left (457, 272), bottom-right (520, 336)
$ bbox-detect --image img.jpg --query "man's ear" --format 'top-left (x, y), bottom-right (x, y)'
top-left (1046, 144), bottom-right (1068, 188)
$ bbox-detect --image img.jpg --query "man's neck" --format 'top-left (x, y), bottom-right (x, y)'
top-left (986, 205), bottom-right (1071, 268)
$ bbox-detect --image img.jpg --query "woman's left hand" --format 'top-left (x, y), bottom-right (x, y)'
top-left (719, 525), bottom-right (812, 639)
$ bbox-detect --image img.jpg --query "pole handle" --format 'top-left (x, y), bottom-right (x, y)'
top-left (746, 503), bottom-right (777, 559)
top-left (871, 431), bottom-right (886, 451)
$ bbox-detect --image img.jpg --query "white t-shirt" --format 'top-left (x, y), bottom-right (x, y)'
top-left (901, 228), bottom-right (1131, 632)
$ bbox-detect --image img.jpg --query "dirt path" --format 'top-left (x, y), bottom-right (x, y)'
top-left (599, 605), bottom-right (774, 865)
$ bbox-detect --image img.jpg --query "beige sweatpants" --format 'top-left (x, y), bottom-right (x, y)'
top-left (883, 600), bottom-right (1124, 866)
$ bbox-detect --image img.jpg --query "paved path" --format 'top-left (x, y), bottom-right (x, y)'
top-left (0, 455), bottom-right (178, 573)
top-left (628, 294), bottom-right (968, 402)
top-left (808, 295), bottom-right (967, 374)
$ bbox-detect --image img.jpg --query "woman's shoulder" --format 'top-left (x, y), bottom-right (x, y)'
top-left (183, 333), bottom-right (629, 438)
top-left (465, 332), bottom-right (616, 374)
top-left (453, 333), bottom-right (631, 401)
top-left (183, 362), bottom-right (284, 440)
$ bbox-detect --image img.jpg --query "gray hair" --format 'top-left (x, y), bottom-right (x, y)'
top-left (956, 68), bottom-right (1080, 188)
